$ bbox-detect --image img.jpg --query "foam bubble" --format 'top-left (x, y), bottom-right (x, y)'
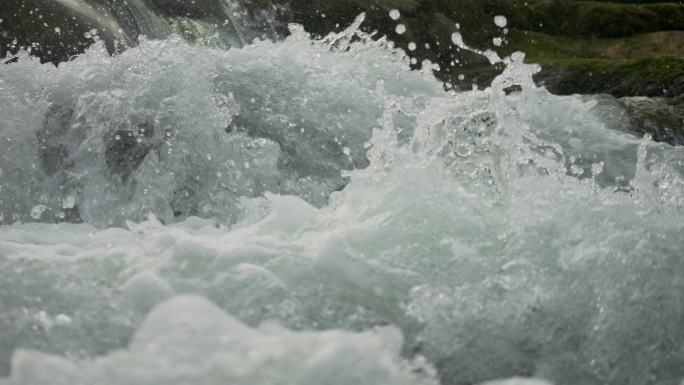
top-left (3, 296), bottom-right (435, 385)
top-left (494, 15), bottom-right (508, 28)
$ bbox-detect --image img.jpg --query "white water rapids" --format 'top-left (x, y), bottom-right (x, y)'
top-left (1, 14), bottom-right (684, 385)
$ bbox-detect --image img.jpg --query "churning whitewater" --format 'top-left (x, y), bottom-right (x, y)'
top-left (1, 15), bottom-right (684, 385)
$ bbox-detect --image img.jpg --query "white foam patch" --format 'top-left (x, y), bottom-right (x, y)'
top-left (4, 296), bottom-right (435, 385)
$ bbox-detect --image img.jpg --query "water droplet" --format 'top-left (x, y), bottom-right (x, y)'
top-left (570, 164), bottom-right (584, 176)
top-left (395, 24), bottom-right (406, 35)
top-left (592, 162), bottom-right (605, 176)
top-left (451, 32), bottom-right (464, 47)
top-left (30, 205), bottom-right (48, 219)
top-left (389, 9), bottom-right (401, 20)
top-left (494, 15), bottom-right (508, 28)
top-left (408, 42), bottom-right (417, 51)
top-left (54, 314), bottom-right (72, 325)
top-left (62, 195), bottom-right (76, 209)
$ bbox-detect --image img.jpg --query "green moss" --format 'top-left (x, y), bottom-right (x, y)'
top-left (504, 30), bottom-right (684, 60)
top-left (491, 27), bottom-right (684, 96)
top-left (480, 0), bottom-right (684, 38)
top-left (533, 56), bottom-right (684, 96)
top-left (544, 56), bottom-right (684, 79)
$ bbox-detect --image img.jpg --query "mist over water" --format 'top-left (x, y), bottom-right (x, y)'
top-left (1, 9), bottom-right (684, 385)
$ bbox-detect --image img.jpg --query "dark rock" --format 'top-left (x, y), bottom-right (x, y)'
top-left (487, 0), bottom-right (684, 39)
top-left (145, 0), bottom-right (224, 18)
top-left (589, 94), bottom-right (684, 146)
top-left (531, 57), bottom-right (684, 99)
top-left (620, 97), bottom-right (684, 145)
top-left (38, 101), bottom-right (158, 198)
top-left (0, 0), bottom-right (104, 64)
top-left (38, 104), bottom-right (75, 176)
top-left (104, 126), bottom-right (155, 182)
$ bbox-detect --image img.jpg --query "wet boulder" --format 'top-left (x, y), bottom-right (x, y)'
top-left (589, 94), bottom-right (684, 146)
top-left (105, 123), bottom-right (156, 182)
top-left (620, 96), bottom-right (684, 146)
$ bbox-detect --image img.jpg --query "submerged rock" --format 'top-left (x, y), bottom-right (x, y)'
top-left (589, 94), bottom-right (684, 146)
top-left (619, 96), bottom-right (684, 145)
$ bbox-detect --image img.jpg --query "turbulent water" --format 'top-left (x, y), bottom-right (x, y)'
top-left (1, 12), bottom-right (684, 385)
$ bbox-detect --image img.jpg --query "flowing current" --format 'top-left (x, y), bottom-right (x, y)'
top-left (1, 13), bottom-right (684, 385)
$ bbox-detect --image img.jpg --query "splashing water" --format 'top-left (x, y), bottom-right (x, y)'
top-left (1, 13), bottom-right (684, 385)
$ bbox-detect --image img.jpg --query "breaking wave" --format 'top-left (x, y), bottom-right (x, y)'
top-left (1, 14), bottom-right (684, 385)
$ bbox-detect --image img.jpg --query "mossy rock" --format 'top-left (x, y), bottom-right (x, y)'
top-left (620, 96), bottom-right (684, 144)
top-left (497, 28), bottom-right (684, 97)
top-left (504, 30), bottom-right (684, 61)
top-left (533, 56), bottom-right (684, 97)
top-left (484, 0), bottom-right (684, 38)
